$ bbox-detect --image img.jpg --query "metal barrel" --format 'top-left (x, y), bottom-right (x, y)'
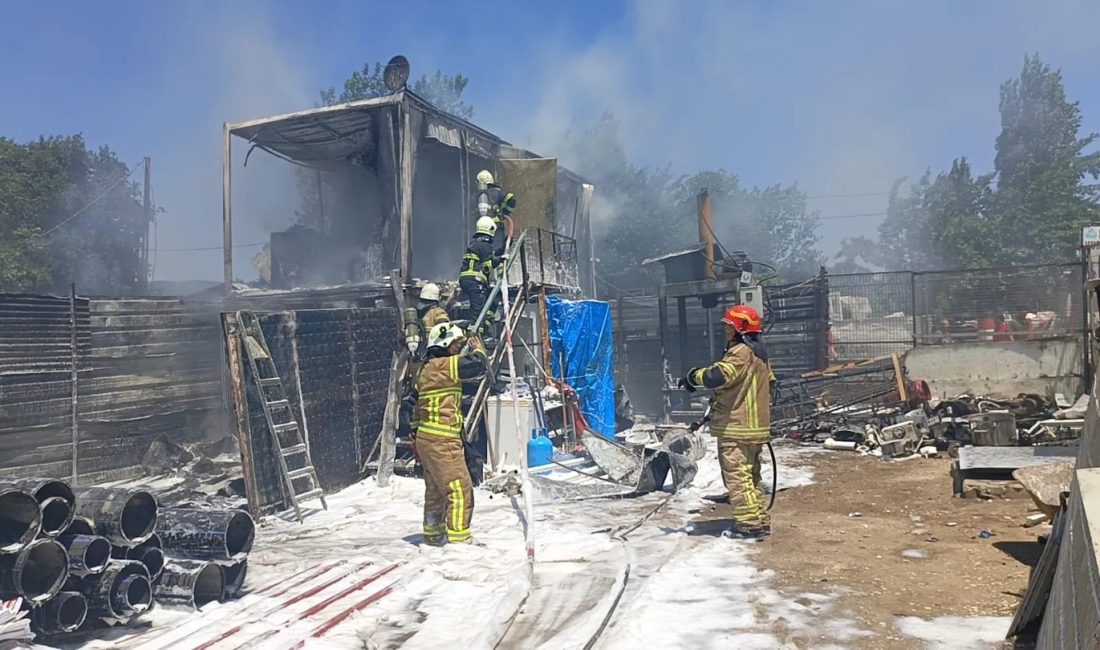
top-left (155, 559), bottom-right (225, 608)
top-left (68, 559), bottom-right (152, 620)
top-left (0, 538), bottom-right (69, 603)
top-left (112, 538), bottom-right (165, 583)
top-left (73, 488), bottom-right (157, 547)
top-left (32, 590), bottom-right (88, 634)
top-left (0, 487), bottom-right (42, 554)
top-left (221, 559), bottom-right (247, 600)
top-left (39, 496), bottom-right (75, 538)
top-left (61, 516), bottom-right (95, 537)
top-left (59, 535), bottom-right (112, 577)
top-left (0, 479), bottom-right (75, 538)
top-left (156, 508), bottom-right (254, 562)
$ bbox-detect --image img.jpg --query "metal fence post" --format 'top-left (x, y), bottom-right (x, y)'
top-left (910, 272), bottom-right (918, 347)
top-left (69, 283), bottom-right (79, 485)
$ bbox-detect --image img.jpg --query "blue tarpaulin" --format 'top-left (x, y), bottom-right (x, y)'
top-left (546, 296), bottom-right (615, 439)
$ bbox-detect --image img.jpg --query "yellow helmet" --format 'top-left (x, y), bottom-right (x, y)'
top-left (476, 170), bottom-right (494, 185)
top-left (476, 216), bottom-right (497, 236)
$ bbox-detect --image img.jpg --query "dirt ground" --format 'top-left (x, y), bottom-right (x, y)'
top-left (716, 447), bottom-right (1045, 648)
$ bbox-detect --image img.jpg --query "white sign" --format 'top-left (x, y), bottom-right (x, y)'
top-left (1083, 225), bottom-right (1100, 246)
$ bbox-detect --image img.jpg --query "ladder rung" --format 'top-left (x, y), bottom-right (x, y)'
top-left (296, 488), bottom-right (325, 501)
top-left (266, 399), bottom-right (290, 409)
top-left (273, 421), bottom-right (299, 434)
top-left (287, 467), bottom-right (316, 480)
top-left (258, 377), bottom-right (282, 386)
top-left (282, 444), bottom-right (307, 456)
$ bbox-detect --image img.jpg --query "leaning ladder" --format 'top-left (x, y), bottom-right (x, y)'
top-left (237, 311), bottom-right (327, 522)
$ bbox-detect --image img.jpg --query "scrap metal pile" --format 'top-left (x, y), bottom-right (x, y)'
top-left (772, 357), bottom-right (1084, 459)
top-left (0, 478), bottom-right (254, 644)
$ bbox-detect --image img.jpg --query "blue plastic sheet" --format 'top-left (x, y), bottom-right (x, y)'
top-left (546, 296), bottom-right (615, 439)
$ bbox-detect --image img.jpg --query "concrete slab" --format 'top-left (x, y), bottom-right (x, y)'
top-left (957, 445), bottom-right (1078, 471)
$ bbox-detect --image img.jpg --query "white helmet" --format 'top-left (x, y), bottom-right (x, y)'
top-left (427, 322), bottom-right (464, 351)
top-left (476, 216), bottom-right (497, 236)
top-left (420, 282), bottom-right (441, 302)
top-left (476, 170), bottom-right (494, 186)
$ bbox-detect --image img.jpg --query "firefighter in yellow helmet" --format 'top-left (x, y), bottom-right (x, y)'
top-left (418, 282), bottom-right (450, 331)
top-left (413, 322), bottom-right (487, 545)
top-left (679, 305), bottom-right (775, 540)
top-left (476, 170), bottom-right (516, 255)
top-left (458, 217), bottom-right (502, 336)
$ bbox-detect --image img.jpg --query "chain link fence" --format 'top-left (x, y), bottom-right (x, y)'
top-left (828, 262), bottom-right (1086, 363)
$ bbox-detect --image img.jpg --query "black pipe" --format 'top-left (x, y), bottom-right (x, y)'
top-left (69, 559), bottom-right (152, 620)
top-left (61, 516), bottom-right (95, 537)
top-left (0, 538), bottom-right (68, 603)
top-left (156, 509), bottom-right (254, 562)
top-left (32, 590), bottom-right (87, 634)
top-left (0, 479), bottom-right (75, 538)
top-left (112, 541), bottom-right (164, 583)
top-left (59, 534), bottom-right (111, 577)
top-left (155, 559), bottom-right (225, 609)
top-left (0, 487), bottom-right (42, 554)
top-left (73, 488), bottom-right (158, 546)
top-left (221, 559), bottom-right (247, 600)
top-left (39, 496), bottom-right (75, 538)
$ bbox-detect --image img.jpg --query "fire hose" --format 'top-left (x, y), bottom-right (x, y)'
top-left (689, 405), bottom-right (778, 511)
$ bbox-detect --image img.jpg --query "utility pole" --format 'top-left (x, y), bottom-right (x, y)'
top-left (141, 156), bottom-right (153, 293)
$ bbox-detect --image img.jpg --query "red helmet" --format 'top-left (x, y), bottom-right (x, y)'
top-left (722, 305), bottom-right (763, 334)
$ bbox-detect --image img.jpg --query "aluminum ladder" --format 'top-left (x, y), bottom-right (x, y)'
top-left (237, 311), bottom-right (327, 522)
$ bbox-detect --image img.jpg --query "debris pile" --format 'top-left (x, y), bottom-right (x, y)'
top-left (0, 479), bottom-right (255, 643)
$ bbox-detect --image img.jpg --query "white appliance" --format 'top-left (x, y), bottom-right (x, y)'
top-left (485, 396), bottom-right (534, 472)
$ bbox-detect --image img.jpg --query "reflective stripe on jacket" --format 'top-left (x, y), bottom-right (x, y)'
top-left (690, 342), bottom-right (774, 442)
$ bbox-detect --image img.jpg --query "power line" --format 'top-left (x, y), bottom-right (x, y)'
top-left (817, 211), bottom-right (889, 220)
top-left (36, 159), bottom-right (145, 238)
top-left (156, 242), bottom-right (267, 252)
top-left (805, 191), bottom-right (892, 199)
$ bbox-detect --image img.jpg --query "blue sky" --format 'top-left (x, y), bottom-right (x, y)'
top-left (2, 0), bottom-right (1099, 281)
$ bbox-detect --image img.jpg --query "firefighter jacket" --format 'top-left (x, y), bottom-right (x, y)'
top-left (413, 340), bottom-right (487, 439)
top-left (479, 185), bottom-right (516, 255)
top-left (689, 341), bottom-right (775, 442)
top-left (459, 233), bottom-right (499, 284)
top-left (421, 305), bottom-right (450, 331)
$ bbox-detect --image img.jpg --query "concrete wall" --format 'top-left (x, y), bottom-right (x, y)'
top-left (904, 338), bottom-right (1083, 398)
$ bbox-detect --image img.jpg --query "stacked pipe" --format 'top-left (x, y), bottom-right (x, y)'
top-left (155, 508), bottom-right (255, 605)
top-left (0, 478), bottom-right (257, 640)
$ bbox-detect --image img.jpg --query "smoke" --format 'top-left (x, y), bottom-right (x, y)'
top-left (481, 0), bottom-right (1100, 257)
top-left (142, 2), bottom-right (316, 283)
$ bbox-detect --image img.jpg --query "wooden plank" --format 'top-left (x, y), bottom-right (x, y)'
top-left (224, 313), bottom-right (261, 516)
top-left (891, 352), bottom-right (907, 402)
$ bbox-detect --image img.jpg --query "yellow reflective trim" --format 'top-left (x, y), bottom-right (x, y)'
top-left (748, 375), bottom-right (759, 429)
top-left (449, 479), bottom-right (463, 533)
top-left (449, 356), bottom-right (459, 382)
top-left (419, 387), bottom-right (461, 399)
top-left (417, 422), bottom-right (461, 438)
top-left (715, 361), bottom-right (738, 382)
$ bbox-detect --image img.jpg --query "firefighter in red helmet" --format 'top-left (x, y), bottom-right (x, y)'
top-left (679, 304), bottom-right (775, 539)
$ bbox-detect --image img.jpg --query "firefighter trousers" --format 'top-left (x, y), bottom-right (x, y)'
top-left (717, 439), bottom-right (770, 531)
top-left (418, 433), bottom-right (474, 543)
top-left (459, 277), bottom-right (494, 333)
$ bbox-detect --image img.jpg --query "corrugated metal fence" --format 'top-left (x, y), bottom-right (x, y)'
top-left (0, 294), bottom-right (224, 483)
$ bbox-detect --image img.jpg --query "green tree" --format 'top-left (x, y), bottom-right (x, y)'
top-left (991, 54), bottom-right (1100, 263)
top-left (0, 135), bottom-right (145, 293)
top-left (319, 63), bottom-right (473, 119)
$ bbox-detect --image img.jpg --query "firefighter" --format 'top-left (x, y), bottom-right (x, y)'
top-left (418, 282), bottom-right (450, 331)
top-left (679, 304), bottom-right (774, 540)
top-left (413, 322), bottom-right (488, 546)
top-left (475, 170), bottom-right (516, 255)
top-left (458, 217), bottom-right (501, 336)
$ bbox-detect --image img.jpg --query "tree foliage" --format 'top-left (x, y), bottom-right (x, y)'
top-left (319, 63), bottom-right (474, 119)
top-left (563, 114), bottom-right (823, 290)
top-left (838, 54), bottom-right (1100, 272)
top-left (0, 135), bottom-right (144, 293)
